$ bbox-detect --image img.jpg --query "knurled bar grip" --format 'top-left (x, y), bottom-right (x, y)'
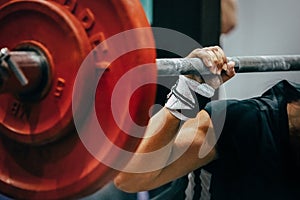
top-left (156, 55), bottom-right (300, 76)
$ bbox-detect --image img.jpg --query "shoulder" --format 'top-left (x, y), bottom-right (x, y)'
top-left (204, 99), bottom-right (260, 118)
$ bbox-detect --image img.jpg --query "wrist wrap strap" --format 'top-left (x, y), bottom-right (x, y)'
top-left (165, 75), bottom-right (214, 120)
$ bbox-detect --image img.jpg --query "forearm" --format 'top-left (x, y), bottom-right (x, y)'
top-left (114, 110), bottom-right (216, 192)
top-left (140, 111), bottom-right (216, 189)
top-left (114, 107), bottom-right (181, 192)
top-left (138, 107), bottom-right (181, 153)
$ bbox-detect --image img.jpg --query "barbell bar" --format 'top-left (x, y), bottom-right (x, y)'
top-left (156, 55), bottom-right (300, 76)
top-left (2, 49), bottom-right (300, 86)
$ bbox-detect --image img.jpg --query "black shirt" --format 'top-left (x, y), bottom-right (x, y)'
top-left (203, 80), bottom-right (300, 200)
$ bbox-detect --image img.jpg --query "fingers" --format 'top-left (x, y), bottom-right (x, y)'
top-left (186, 46), bottom-right (236, 88)
top-left (187, 46), bottom-right (228, 75)
top-left (204, 46), bottom-right (228, 75)
top-left (221, 61), bottom-right (236, 83)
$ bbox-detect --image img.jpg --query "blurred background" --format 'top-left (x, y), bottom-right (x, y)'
top-left (221, 0), bottom-right (300, 99)
top-left (141, 0), bottom-right (300, 100)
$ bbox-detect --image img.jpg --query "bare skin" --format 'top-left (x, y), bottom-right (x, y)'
top-left (221, 0), bottom-right (238, 34)
top-left (288, 100), bottom-right (300, 157)
top-left (287, 100), bottom-right (300, 136)
top-left (114, 46), bottom-right (235, 192)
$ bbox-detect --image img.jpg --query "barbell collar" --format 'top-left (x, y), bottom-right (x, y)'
top-left (156, 55), bottom-right (300, 76)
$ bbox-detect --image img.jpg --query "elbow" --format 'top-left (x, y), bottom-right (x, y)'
top-left (114, 173), bottom-right (153, 193)
top-left (114, 174), bottom-right (139, 193)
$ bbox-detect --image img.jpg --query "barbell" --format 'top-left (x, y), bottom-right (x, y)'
top-left (0, 0), bottom-right (299, 199)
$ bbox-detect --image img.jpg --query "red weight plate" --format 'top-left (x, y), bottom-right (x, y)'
top-left (0, 0), bottom-right (91, 144)
top-left (0, 0), bottom-right (156, 199)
